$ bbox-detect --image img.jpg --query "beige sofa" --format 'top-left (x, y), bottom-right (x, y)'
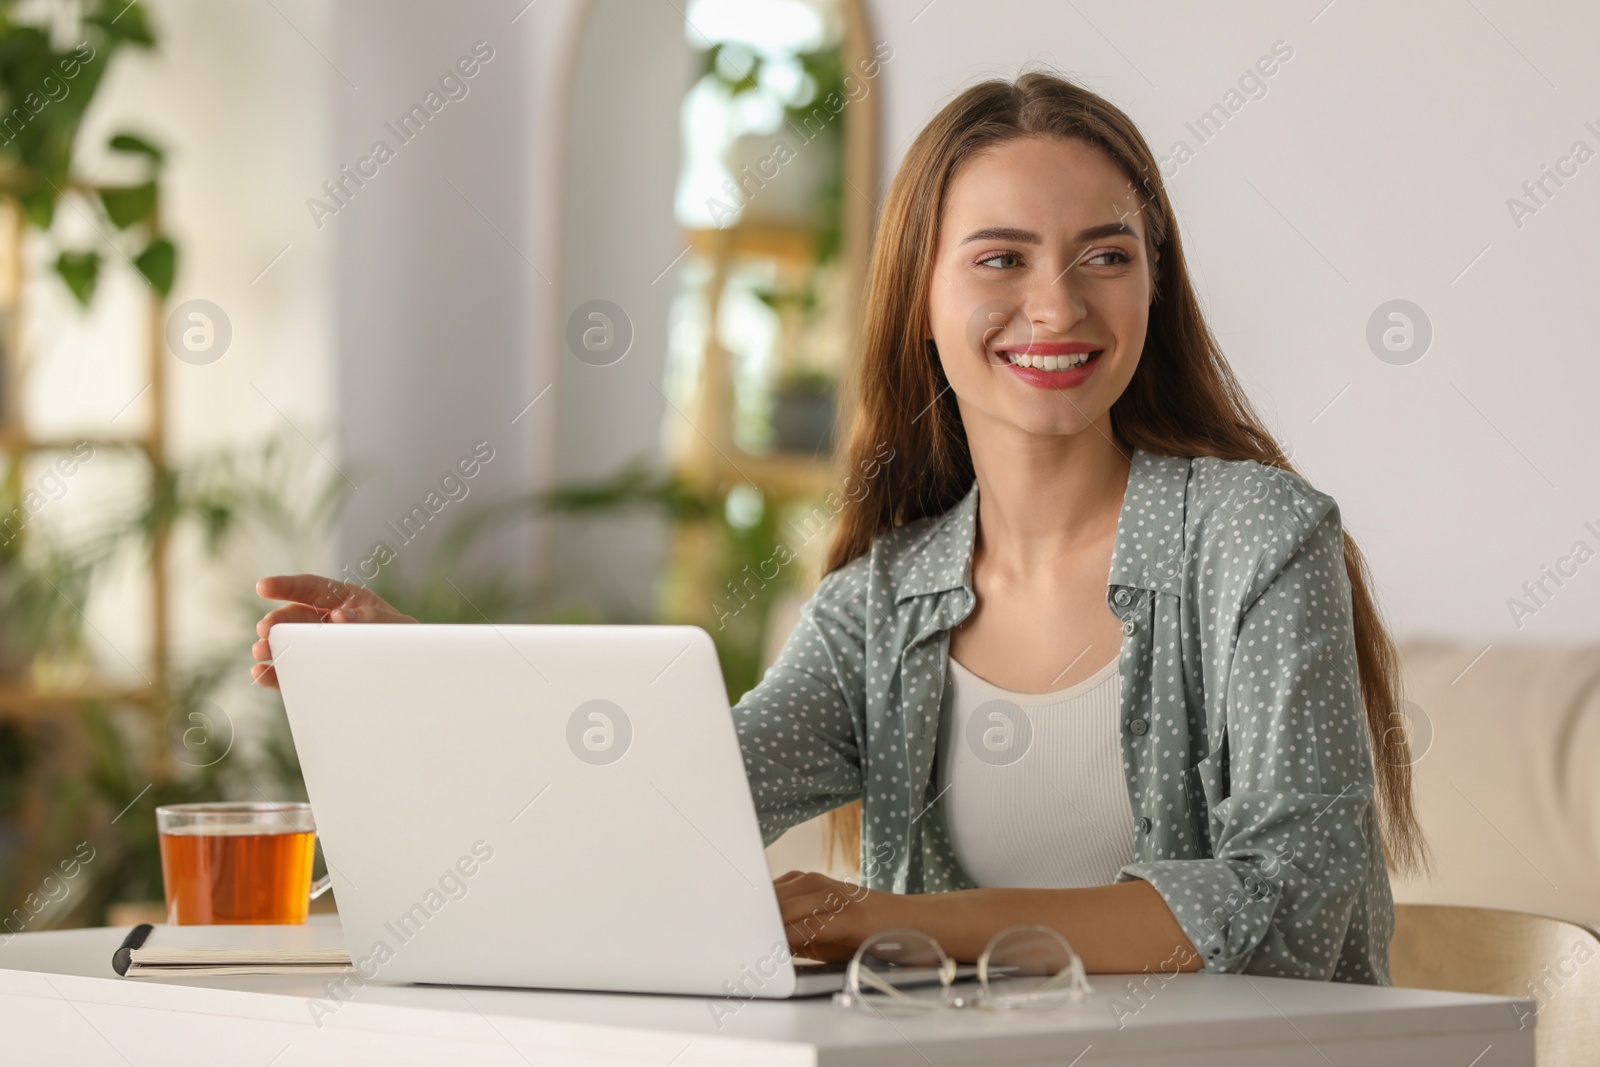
top-left (1390, 638), bottom-right (1600, 930)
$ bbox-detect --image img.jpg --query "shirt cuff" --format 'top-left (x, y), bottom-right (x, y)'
top-left (1117, 858), bottom-right (1281, 974)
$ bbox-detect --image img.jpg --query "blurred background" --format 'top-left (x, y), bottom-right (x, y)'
top-left (1, 0), bottom-right (1597, 934)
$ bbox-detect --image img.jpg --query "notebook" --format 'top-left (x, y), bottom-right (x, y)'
top-left (113, 921), bottom-right (354, 977)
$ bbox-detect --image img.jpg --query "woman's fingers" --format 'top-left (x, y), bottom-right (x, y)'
top-left (250, 662), bottom-right (280, 690)
top-left (256, 574), bottom-right (361, 610)
top-left (773, 870), bottom-right (838, 893)
top-left (772, 870), bottom-right (883, 961)
top-left (779, 886), bottom-right (847, 926)
top-left (332, 600), bottom-right (417, 624)
top-left (783, 895), bottom-right (860, 962)
top-left (255, 574), bottom-right (415, 624)
top-left (773, 870), bottom-right (857, 900)
top-left (251, 574), bottom-right (420, 690)
top-left (251, 574), bottom-right (413, 691)
top-left (780, 885), bottom-right (863, 940)
top-left (256, 603), bottom-right (324, 638)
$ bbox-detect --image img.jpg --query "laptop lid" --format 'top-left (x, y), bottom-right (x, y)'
top-left (268, 622), bottom-right (798, 998)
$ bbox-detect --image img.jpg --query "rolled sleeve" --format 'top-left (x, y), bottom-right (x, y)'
top-left (1119, 502), bottom-right (1378, 979)
top-left (730, 561), bottom-right (869, 846)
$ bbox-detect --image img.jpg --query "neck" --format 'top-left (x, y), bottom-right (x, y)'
top-left (965, 412), bottom-right (1132, 575)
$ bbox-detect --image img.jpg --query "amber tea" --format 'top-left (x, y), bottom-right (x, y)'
top-left (156, 803), bottom-right (329, 925)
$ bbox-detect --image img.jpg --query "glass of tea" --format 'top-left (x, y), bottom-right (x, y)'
top-left (156, 802), bottom-right (332, 924)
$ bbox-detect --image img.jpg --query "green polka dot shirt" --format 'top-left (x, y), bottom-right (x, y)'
top-left (732, 446), bottom-right (1393, 984)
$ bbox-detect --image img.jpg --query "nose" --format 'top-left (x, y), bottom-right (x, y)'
top-left (1024, 255), bottom-right (1090, 338)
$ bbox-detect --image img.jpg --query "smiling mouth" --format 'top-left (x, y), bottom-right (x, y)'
top-left (996, 348), bottom-right (1104, 371)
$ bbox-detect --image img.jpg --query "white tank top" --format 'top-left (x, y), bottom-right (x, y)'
top-left (936, 647), bottom-right (1136, 889)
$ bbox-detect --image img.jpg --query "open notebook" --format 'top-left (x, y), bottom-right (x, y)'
top-left (113, 922), bottom-right (354, 977)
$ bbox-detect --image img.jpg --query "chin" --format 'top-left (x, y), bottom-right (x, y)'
top-left (1001, 407), bottom-right (1103, 440)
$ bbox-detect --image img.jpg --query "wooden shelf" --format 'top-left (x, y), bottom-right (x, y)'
top-left (713, 448), bottom-right (837, 498)
top-left (0, 683), bottom-right (157, 718)
top-left (685, 223), bottom-right (816, 264)
top-left (0, 433), bottom-right (153, 455)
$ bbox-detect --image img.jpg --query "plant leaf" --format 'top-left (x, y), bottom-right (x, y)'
top-left (108, 132), bottom-right (165, 165)
top-left (85, 1), bottom-right (156, 47)
top-left (19, 188), bottom-right (55, 228)
top-left (54, 250), bottom-right (101, 306)
top-left (99, 181), bottom-right (157, 229)
top-left (134, 237), bottom-right (176, 295)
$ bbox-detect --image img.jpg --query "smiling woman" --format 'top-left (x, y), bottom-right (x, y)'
top-left (733, 67), bottom-right (1430, 983)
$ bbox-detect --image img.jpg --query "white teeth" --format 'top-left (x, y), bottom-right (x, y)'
top-left (1005, 351), bottom-right (1097, 370)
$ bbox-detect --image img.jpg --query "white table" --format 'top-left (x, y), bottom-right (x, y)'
top-left (0, 927), bottom-right (1533, 1066)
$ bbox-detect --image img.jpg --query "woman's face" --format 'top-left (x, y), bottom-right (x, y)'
top-left (926, 135), bottom-right (1155, 441)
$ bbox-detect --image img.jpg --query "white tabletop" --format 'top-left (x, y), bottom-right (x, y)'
top-left (0, 926), bottom-right (1533, 1066)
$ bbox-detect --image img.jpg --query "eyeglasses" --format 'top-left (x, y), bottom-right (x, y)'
top-left (832, 924), bottom-right (1092, 1016)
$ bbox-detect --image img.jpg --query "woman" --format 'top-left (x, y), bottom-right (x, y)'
top-left (252, 70), bottom-right (1426, 985)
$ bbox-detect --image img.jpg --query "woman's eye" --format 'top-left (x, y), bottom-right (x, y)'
top-left (975, 251), bottom-right (1021, 269)
top-left (1086, 249), bottom-right (1133, 267)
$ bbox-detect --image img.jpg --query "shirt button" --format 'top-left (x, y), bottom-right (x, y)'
top-left (1129, 717), bottom-right (1149, 736)
top-left (1113, 588), bottom-right (1132, 607)
top-left (1135, 816), bottom-right (1152, 834)
top-left (1122, 619), bottom-right (1135, 635)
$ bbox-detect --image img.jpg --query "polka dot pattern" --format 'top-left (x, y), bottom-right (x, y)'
top-left (731, 446), bottom-right (1394, 985)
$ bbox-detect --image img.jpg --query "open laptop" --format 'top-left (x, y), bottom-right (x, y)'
top-left (269, 622), bottom-right (964, 999)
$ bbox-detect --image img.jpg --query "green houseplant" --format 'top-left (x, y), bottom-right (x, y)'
top-left (0, 0), bottom-right (188, 926)
top-left (0, 0), bottom-right (178, 302)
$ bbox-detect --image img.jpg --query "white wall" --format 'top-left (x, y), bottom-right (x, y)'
top-left (861, 0), bottom-right (1600, 640)
top-left (324, 0), bottom-right (691, 619)
top-left (328, 0), bottom-right (550, 587)
top-left (553, 0), bottom-right (694, 619)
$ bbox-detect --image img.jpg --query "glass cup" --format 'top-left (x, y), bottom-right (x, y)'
top-left (156, 802), bottom-right (331, 925)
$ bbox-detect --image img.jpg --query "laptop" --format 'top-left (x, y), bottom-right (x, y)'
top-left (268, 622), bottom-right (965, 999)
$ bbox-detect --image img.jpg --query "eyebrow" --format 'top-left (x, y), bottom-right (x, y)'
top-left (959, 222), bottom-right (1139, 245)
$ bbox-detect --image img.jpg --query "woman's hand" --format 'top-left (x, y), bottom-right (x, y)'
top-left (777, 872), bottom-right (1203, 973)
top-left (250, 574), bottom-right (416, 689)
top-left (774, 869), bottom-right (915, 963)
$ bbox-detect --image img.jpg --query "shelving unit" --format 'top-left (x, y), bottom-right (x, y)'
top-left (662, 1), bottom-right (879, 640)
top-left (0, 200), bottom-right (171, 695)
top-left (663, 222), bottom-right (833, 636)
top-left (0, 198), bottom-right (172, 897)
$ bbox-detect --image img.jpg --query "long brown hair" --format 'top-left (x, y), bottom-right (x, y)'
top-left (820, 68), bottom-right (1429, 878)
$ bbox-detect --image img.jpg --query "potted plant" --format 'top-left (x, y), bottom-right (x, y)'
top-left (770, 366), bottom-right (836, 456)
